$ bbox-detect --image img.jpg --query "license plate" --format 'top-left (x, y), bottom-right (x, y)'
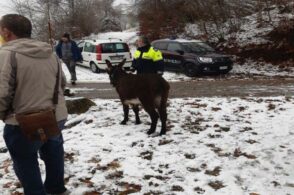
top-left (110, 56), bottom-right (123, 60)
top-left (220, 66), bottom-right (227, 70)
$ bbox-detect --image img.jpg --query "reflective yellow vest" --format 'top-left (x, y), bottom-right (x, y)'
top-left (134, 47), bottom-right (163, 62)
top-left (132, 46), bottom-right (164, 74)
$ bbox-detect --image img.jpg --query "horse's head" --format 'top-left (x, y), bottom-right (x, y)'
top-left (105, 59), bottom-right (126, 86)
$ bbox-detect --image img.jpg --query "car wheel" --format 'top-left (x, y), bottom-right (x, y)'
top-left (184, 63), bottom-right (198, 77)
top-left (90, 62), bottom-right (100, 73)
top-left (220, 69), bottom-right (231, 74)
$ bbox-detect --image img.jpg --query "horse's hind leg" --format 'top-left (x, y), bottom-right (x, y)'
top-left (158, 92), bottom-right (169, 135)
top-left (121, 104), bottom-right (129, 125)
top-left (132, 105), bottom-right (141, 124)
top-left (158, 106), bottom-right (167, 135)
top-left (140, 97), bottom-right (159, 135)
top-left (144, 106), bottom-right (159, 135)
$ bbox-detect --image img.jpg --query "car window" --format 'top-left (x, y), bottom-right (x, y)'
top-left (181, 42), bottom-right (215, 53)
top-left (101, 43), bottom-right (129, 53)
top-left (84, 42), bottom-right (96, 53)
top-left (167, 43), bottom-right (183, 52)
top-left (153, 42), bottom-right (159, 49)
top-left (77, 41), bottom-right (84, 51)
top-left (154, 42), bottom-right (168, 50)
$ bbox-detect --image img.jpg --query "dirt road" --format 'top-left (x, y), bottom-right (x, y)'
top-left (68, 78), bottom-right (294, 99)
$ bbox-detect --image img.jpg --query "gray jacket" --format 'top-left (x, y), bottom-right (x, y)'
top-left (0, 38), bottom-right (68, 125)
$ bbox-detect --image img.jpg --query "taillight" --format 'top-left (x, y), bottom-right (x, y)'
top-left (96, 44), bottom-right (102, 61)
top-left (96, 53), bottom-right (102, 61)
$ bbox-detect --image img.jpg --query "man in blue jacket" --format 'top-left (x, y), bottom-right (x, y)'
top-left (56, 33), bottom-right (82, 85)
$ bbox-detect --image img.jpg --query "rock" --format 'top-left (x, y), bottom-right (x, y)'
top-left (171, 185), bottom-right (184, 192)
top-left (208, 180), bottom-right (225, 191)
top-left (66, 98), bottom-right (96, 114)
top-left (205, 166), bottom-right (221, 176)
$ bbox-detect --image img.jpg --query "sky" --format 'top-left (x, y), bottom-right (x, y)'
top-left (0, 0), bottom-right (15, 16)
top-left (0, 0), bottom-right (133, 16)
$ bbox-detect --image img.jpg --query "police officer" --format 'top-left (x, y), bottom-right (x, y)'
top-left (132, 36), bottom-right (164, 75)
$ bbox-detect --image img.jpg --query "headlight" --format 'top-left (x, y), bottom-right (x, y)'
top-left (199, 57), bottom-right (213, 63)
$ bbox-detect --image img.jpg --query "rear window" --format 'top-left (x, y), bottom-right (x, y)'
top-left (153, 42), bottom-right (168, 50)
top-left (101, 43), bottom-right (129, 53)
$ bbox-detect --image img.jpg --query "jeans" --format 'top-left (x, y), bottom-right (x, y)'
top-left (3, 120), bottom-right (67, 195)
top-left (63, 59), bottom-right (77, 81)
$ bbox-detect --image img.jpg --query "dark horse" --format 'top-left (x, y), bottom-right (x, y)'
top-left (106, 59), bottom-right (170, 135)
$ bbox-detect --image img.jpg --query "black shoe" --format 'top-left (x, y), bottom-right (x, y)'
top-left (47, 189), bottom-right (71, 195)
top-left (71, 81), bottom-right (76, 85)
top-left (63, 89), bottom-right (75, 97)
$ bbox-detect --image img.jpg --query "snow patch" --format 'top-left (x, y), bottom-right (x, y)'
top-left (0, 97), bottom-right (293, 194)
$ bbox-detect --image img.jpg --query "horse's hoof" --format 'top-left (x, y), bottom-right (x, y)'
top-left (147, 130), bottom-right (155, 135)
top-left (120, 121), bottom-right (127, 125)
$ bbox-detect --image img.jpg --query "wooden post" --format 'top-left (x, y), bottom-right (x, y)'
top-left (47, 0), bottom-right (53, 50)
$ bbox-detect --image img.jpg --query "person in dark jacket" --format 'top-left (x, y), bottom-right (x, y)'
top-left (0, 14), bottom-right (69, 195)
top-left (56, 33), bottom-right (82, 85)
top-left (132, 36), bottom-right (164, 75)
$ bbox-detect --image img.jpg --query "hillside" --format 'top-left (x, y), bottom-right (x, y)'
top-left (186, 4), bottom-right (294, 68)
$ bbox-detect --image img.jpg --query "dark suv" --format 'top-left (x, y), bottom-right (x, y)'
top-left (151, 39), bottom-right (233, 77)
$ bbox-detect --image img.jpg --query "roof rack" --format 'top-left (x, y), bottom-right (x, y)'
top-left (108, 38), bottom-right (123, 42)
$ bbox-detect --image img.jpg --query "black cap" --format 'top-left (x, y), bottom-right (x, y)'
top-left (138, 35), bottom-right (149, 45)
top-left (62, 33), bottom-right (70, 39)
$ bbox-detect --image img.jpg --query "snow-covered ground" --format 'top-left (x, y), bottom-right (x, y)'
top-left (185, 6), bottom-right (294, 47)
top-left (228, 7), bottom-right (294, 47)
top-left (232, 62), bottom-right (294, 78)
top-left (62, 64), bottom-right (194, 83)
top-left (0, 97), bottom-right (293, 194)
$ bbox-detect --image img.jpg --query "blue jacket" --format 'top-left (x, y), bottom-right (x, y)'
top-left (55, 40), bottom-right (83, 62)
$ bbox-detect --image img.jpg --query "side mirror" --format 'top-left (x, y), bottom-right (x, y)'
top-left (176, 50), bottom-right (184, 55)
top-left (79, 47), bottom-right (83, 52)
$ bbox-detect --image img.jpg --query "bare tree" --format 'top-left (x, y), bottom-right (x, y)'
top-left (11, 0), bottom-right (123, 41)
top-left (134, 0), bottom-right (274, 42)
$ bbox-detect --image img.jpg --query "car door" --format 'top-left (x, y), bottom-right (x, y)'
top-left (77, 41), bottom-right (85, 66)
top-left (165, 42), bottom-right (185, 71)
top-left (83, 42), bottom-right (96, 68)
top-left (153, 42), bottom-right (169, 69)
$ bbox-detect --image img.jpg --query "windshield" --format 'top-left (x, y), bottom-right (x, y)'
top-left (181, 42), bottom-right (215, 53)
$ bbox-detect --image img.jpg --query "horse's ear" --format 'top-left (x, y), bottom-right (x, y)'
top-left (118, 58), bottom-right (126, 69)
top-left (105, 60), bottom-right (113, 73)
top-left (105, 60), bottom-right (112, 69)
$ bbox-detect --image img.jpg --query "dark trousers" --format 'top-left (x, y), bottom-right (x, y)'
top-left (3, 121), bottom-right (67, 195)
top-left (63, 59), bottom-right (77, 81)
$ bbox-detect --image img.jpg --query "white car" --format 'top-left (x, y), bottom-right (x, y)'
top-left (77, 39), bottom-right (132, 73)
